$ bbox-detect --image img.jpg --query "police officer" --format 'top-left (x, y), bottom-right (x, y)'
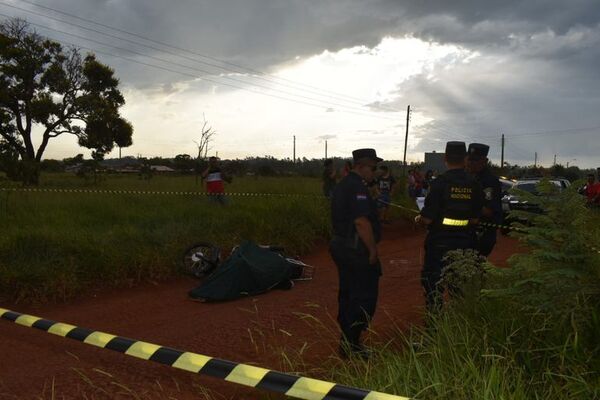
top-left (415, 142), bottom-right (482, 313)
top-left (330, 148), bottom-right (382, 358)
top-left (466, 143), bottom-right (503, 256)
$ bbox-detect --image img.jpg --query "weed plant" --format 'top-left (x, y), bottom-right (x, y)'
top-left (324, 181), bottom-right (600, 399)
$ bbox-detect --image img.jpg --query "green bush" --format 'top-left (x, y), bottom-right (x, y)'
top-left (325, 180), bottom-right (600, 399)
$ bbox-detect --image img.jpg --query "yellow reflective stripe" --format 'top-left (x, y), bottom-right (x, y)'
top-left (442, 218), bottom-right (469, 226)
top-left (84, 332), bottom-right (117, 348)
top-left (15, 315), bottom-right (41, 327)
top-left (225, 364), bottom-right (270, 387)
top-left (0, 308), bottom-right (10, 316)
top-left (286, 377), bottom-right (335, 400)
top-left (172, 352), bottom-right (212, 373)
top-left (47, 323), bottom-right (77, 337)
top-left (125, 341), bottom-right (161, 360)
top-left (365, 391), bottom-right (411, 400)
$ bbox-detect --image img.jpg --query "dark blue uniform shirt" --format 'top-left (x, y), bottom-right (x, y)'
top-left (331, 171), bottom-right (381, 242)
top-left (420, 168), bottom-right (482, 233)
top-left (476, 168), bottom-right (503, 225)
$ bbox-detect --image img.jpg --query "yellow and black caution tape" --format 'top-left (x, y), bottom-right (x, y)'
top-left (382, 200), bottom-right (600, 255)
top-left (0, 308), bottom-right (407, 400)
top-left (0, 187), bottom-right (322, 199)
top-left (3, 187), bottom-right (597, 254)
top-left (379, 199), bottom-right (530, 233)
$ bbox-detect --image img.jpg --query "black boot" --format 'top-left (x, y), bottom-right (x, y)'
top-left (339, 327), bottom-right (371, 360)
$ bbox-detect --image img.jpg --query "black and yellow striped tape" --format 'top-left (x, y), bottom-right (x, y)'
top-left (4, 187), bottom-right (597, 255)
top-left (380, 199), bottom-right (530, 233)
top-left (0, 187), bottom-right (321, 198)
top-left (0, 308), bottom-right (408, 400)
top-left (382, 201), bottom-right (600, 255)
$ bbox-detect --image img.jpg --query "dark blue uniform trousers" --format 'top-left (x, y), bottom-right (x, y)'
top-left (422, 232), bottom-right (474, 313)
top-left (330, 241), bottom-right (380, 348)
top-left (476, 228), bottom-right (497, 256)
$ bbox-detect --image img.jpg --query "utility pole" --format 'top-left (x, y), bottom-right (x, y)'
top-left (119, 146), bottom-right (122, 160)
top-left (534, 152), bottom-right (538, 168)
top-left (553, 154), bottom-right (557, 166)
top-left (325, 140), bottom-right (328, 159)
top-left (403, 105), bottom-right (410, 175)
top-left (293, 135), bottom-right (296, 163)
top-left (500, 134), bottom-right (505, 172)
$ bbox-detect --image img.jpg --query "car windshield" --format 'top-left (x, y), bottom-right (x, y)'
top-left (515, 183), bottom-right (539, 193)
top-left (515, 181), bottom-right (563, 194)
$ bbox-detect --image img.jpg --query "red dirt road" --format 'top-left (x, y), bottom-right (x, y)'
top-left (0, 223), bottom-right (519, 399)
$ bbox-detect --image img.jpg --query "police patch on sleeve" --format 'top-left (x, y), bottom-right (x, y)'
top-left (484, 187), bottom-right (493, 201)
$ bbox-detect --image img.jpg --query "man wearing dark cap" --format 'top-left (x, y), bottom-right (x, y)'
top-left (330, 148), bottom-right (382, 358)
top-left (467, 143), bottom-right (503, 256)
top-left (415, 142), bottom-right (482, 313)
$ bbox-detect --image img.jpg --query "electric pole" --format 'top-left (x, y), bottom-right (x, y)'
top-left (500, 134), bottom-right (505, 172)
top-left (553, 154), bottom-right (557, 166)
top-left (403, 105), bottom-right (410, 175)
top-left (119, 146), bottom-right (122, 160)
top-left (293, 135), bottom-right (296, 163)
top-left (534, 152), bottom-right (538, 168)
top-left (325, 140), bottom-right (328, 159)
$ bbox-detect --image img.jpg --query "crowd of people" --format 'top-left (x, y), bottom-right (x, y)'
top-left (329, 143), bottom-right (503, 358)
top-left (204, 149), bottom-right (595, 360)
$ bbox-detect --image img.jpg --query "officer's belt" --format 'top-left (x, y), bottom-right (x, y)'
top-left (442, 218), bottom-right (469, 227)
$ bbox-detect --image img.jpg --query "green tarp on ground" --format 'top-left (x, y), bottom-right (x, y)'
top-left (188, 241), bottom-right (294, 301)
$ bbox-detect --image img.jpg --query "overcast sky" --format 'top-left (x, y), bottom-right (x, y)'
top-left (2, 0), bottom-right (599, 167)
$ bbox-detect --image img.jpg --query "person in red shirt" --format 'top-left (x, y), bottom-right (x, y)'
top-left (341, 160), bottom-right (352, 178)
top-left (584, 174), bottom-right (600, 206)
top-left (202, 157), bottom-right (228, 205)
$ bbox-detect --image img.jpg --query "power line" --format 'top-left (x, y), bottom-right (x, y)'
top-left (0, 14), bottom-right (402, 120)
top-left (0, 14), bottom-right (403, 122)
top-left (9, 0), bottom-right (401, 111)
top-left (0, 1), bottom-right (397, 113)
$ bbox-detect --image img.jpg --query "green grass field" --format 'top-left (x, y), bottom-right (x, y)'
top-left (2, 173), bottom-right (598, 398)
top-left (0, 173), bottom-right (332, 302)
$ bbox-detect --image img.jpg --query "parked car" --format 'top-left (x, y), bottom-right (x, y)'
top-left (501, 177), bottom-right (570, 233)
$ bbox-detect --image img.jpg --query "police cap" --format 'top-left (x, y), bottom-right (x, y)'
top-left (468, 143), bottom-right (490, 160)
top-left (445, 141), bottom-right (467, 157)
top-left (352, 148), bottom-right (383, 162)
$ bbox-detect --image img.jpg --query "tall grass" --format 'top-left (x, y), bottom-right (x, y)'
top-left (318, 182), bottom-right (600, 399)
top-left (0, 174), bottom-right (330, 302)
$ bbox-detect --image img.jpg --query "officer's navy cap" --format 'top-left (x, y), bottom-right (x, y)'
top-left (352, 148), bottom-right (383, 162)
top-left (445, 141), bottom-right (466, 157)
top-left (468, 143), bottom-right (490, 159)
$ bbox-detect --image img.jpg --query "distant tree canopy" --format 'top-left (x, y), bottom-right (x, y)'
top-left (0, 18), bottom-right (133, 184)
top-left (173, 154), bottom-right (195, 172)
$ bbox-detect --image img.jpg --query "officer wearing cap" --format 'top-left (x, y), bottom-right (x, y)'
top-left (467, 143), bottom-right (503, 256)
top-left (415, 142), bottom-right (482, 313)
top-left (330, 148), bottom-right (382, 358)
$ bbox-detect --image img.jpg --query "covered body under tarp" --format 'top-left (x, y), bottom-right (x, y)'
top-left (188, 241), bottom-right (296, 301)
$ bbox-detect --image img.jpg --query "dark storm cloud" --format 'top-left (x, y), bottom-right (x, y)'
top-left (3, 0), bottom-right (599, 164)
top-left (6, 0), bottom-right (599, 82)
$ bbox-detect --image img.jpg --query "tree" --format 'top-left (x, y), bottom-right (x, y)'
top-left (0, 19), bottom-right (133, 184)
top-left (173, 153), bottom-right (194, 172)
top-left (192, 114), bottom-right (216, 160)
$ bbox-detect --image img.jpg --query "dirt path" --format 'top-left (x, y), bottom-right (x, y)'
top-left (0, 223), bottom-right (519, 400)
